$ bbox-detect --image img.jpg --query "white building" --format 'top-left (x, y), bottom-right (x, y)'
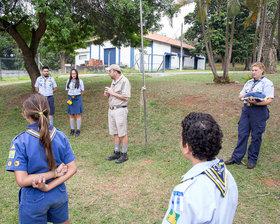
top-left (75, 33), bottom-right (206, 71)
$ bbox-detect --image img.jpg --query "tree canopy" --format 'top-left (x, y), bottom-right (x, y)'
top-left (0, 0), bottom-right (175, 88)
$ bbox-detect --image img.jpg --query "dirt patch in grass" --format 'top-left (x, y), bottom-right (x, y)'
top-left (11, 93), bottom-right (30, 106)
top-left (259, 178), bottom-right (280, 189)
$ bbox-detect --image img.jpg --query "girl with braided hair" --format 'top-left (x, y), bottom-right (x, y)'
top-left (6, 93), bottom-right (77, 224)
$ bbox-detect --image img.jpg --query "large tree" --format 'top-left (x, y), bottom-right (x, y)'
top-left (0, 0), bottom-right (175, 89)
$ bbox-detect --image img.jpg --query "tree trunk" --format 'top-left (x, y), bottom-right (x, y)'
top-left (278, 0), bottom-right (280, 52)
top-left (23, 51), bottom-right (41, 91)
top-left (199, 0), bottom-right (219, 82)
top-left (257, 4), bottom-right (267, 62)
top-left (60, 52), bottom-right (69, 74)
top-left (244, 57), bottom-right (252, 71)
top-left (253, 8), bottom-right (261, 62)
top-left (263, 4), bottom-right (278, 74)
top-left (0, 13), bottom-right (46, 90)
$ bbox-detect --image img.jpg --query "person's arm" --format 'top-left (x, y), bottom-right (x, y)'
top-left (33, 161), bottom-right (77, 192)
top-left (35, 87), bottom-right (39, 93)
top-left (248, 97), bottom-right (273, 106)
top-left (14, 163), bottom-right (67, 188)
top-left (81, 90), bottom-right (84, 96)
top-left (238, 94), bottom-right (246, 101)
top-left (53, 87), bottom-right (57, 94)
top-left (105, 87), bottom-right (129, 101)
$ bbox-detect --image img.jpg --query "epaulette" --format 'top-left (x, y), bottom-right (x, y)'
top-left (203, 159), bottom-right (228, 197)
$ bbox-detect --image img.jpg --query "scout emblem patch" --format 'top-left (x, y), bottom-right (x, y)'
top-left (9, 150), bottom-right (16, 159)
top-left (203, 159), bottom-right (228, 197)
top-left (166, 209), bottom-right (180, 224)
top-left (67, 100), bottom-right (72, 105)
top-left (11, 144), bottom-right (15, 149)
top-left (14, 161), bottom-right (20, 166)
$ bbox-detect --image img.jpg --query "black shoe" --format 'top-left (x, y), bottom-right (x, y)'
top-left (115, 153), bottom-right (128, 164)
top-left (70, 129), bottom-right (75, 136)
top-left (225, 156), bottom-right (238, 165)
top-left (106, 151), bottom-right (121, 161)
top-left (75, 130), bottom-right (80, 137)
top-left (247, 163), bottom-right (256, 169)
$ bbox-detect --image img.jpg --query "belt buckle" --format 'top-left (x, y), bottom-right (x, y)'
top-left (71, 96), bottom-right (75, 99)
top-left (245, 103), bottom-right (251, 107)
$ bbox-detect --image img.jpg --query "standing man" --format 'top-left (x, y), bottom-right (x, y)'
top-left (104, 64), bottom-right (131, 164)
top-left (35, 66), bottom-right (57, 126)
top-left (162, 112), bottom-right (238, 224)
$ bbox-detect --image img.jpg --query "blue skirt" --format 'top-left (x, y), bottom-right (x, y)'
top-left (67, 95), bottom-right (83, 114)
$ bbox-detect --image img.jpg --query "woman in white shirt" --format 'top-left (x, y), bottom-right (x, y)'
top-left (66, 69), bottom-right (84, 137)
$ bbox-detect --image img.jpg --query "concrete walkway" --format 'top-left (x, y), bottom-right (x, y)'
top-left (0, 70), bottom-right (248, 86)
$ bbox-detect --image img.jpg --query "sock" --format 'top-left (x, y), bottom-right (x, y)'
top-left (49, 117), bottom-right (53, 126)
top-left (77, 119), bottom-right (82, 130)
top-left (70, 120), bottom-right (75, 130)
top-left (122, 145), bottom-right (128, 153)
top-left (114, 144), bottom-right (120, 152)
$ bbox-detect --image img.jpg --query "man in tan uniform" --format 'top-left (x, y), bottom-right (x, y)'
top-left (104, 64), bottom-right (131, 164)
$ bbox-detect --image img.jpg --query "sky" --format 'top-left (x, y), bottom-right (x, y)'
top-left (158, 3), bottom-right (195, 39)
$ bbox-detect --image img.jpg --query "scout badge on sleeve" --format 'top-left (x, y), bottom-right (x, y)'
top-left (67, 99), bottom-right (72, 105)
top-left (203, 159), bottom-right (228, 197)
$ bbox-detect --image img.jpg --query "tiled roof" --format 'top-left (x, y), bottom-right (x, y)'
top-left (144, 33), bottom-right (194, 49)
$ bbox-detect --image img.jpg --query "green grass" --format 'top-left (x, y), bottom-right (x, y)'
top-left (0, 71), bottom-right (279, 223)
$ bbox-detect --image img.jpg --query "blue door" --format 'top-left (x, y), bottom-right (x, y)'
top-left (104, 48), bottom-right (116, 65)
top-left (165, 55), bottom-right (171, 69)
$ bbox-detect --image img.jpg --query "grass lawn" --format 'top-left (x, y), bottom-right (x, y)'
top-left (0, 71), bottom-right (279, 223)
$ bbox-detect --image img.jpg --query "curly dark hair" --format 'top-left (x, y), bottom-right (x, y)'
top-left (181, 112), bottom-right (223, 161)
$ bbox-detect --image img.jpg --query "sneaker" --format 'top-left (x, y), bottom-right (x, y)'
top-left (106, 151), bottom-right (121, 161)
top-left (70, 129), bottom-right (75, 136)
top-left (75, 130), bottom-right (80, 137)
top-left (116, 153), bottom-right (128, 164)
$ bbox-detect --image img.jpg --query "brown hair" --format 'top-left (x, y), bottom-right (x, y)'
top-left (23, 93), bottom-right (56, 170)
top-left (252, 62), bottom-right (265, 75)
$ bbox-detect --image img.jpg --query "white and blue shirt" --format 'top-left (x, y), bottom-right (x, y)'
top-left (65, 79), bottom-right (84, 96)
top-left (162, 158), bottom-right (238, 224)
top-left (240, 77), bottom-right (274, 103)
top-left (35, 76), bottom-right (57, 97)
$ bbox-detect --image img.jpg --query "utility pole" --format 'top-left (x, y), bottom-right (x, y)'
top-left (180, 23), bottom-right (183, 71)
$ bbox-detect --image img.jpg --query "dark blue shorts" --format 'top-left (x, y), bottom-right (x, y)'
top-left (19, 184), bottom-right (68, 224)
top-left (47, 96), bottom-right (55, 115)
top-left (67, 95), bottom-right (83, 114)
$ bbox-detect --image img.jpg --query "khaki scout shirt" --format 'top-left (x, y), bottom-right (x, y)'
top-left (109, 74), bottom-right (131, 107)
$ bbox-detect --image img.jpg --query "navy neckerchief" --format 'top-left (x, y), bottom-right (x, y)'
top-left (203, 159), bottom-right (228, 197)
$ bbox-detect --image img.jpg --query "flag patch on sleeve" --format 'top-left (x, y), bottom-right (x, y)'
top-left (166, 209), bottom-right (180, 224)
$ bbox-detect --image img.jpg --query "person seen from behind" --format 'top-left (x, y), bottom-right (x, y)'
top-left (6, 93), bottom-right (77, 224)
top-left (162, 112), bottom-right (238, 224)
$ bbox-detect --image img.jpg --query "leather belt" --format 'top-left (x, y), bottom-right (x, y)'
top-left (47, 95), bottom-right (53, 98)
top-left (244, 103), bottom-right (252, 107)
top-left (69, 95), bottom-right (81, 98)
top-left (109, 106), bottom-right (127, 110)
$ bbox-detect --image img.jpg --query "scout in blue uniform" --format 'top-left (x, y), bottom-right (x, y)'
top-left (35, 66), bottom-right (57, 126)
top-left (225, 62), bottom-right (274, 169)
top-left (65, 69), bottom-right (84, 137)
top-left (162, 112), bottom-right (238, 224)
top-left (6, 93), bottom-right (77, 224)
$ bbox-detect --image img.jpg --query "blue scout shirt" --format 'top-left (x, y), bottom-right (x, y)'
top-left (162, 158), bottom-right (238, 224)
top-left (35, 76), bottom-right (57, 97)
top-left (65, 79), bottom-right (84, 96)
top-left (240, 77), bottom-right (274, 103)
top-left (6, 123), bottom-right (75, 175)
